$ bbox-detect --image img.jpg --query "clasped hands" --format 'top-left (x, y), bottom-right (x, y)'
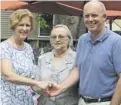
top-left (36, 81), bottom-right (63, 97)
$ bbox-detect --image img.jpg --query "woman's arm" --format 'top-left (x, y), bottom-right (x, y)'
top-left (1, 59), bottom-right (49, 90)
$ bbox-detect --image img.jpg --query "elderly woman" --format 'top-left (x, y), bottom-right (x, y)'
top-left (37, 24), bottom-right (79, 105)
top-left (0, 9), bottom-right (50, 105)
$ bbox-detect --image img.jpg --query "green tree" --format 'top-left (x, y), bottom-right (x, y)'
top-left (36, 14), bottom-right (49, 28)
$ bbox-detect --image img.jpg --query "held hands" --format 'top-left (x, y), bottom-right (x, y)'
top-left (36, 81), bottom-right (52, 90)
top-left (32, 81), bottom-right (52, 93)
top-left (35, 81), bottom-right (64, 97)
top-left (42, 82), bottom-right (63, 97)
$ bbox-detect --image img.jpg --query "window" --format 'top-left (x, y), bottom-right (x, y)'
top-left (106, 19), bottom-right (121, 31)
top-left (38, 14), bottom-right (53, 37)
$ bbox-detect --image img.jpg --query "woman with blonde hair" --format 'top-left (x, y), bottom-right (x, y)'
top-left (37, 24), bottom-right (79, 105)
top-left (0, 9), bottom-right (50, 105)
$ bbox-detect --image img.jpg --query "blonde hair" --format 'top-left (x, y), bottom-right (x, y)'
top-left (9, 9), bottom-right (34, 31)
top-left (50, 24), bottom-right (73, 47)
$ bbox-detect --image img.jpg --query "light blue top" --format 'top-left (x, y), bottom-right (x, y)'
top-left (0, 40), bottom-right (35, 105)
top-left (37, 48), bottom-right (76, 83)
top-left (75, 28), bottom-right (121, 98)
top-left (37, 48), bottom-right (79, 105)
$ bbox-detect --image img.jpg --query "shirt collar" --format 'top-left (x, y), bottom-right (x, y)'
top-left (46, 48), bottom-right (74, 64)
top-left (87, 28), bottom-right (110, 43)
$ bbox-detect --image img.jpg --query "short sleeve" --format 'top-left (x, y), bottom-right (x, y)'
top-left (0, 42), bottom-right (11, 60)
top-left (112, 39), bottom-right (121, 75)
top-left (35, 55), bottom-right (44, 80)
top-left (38, 56), bottom-right (42, 69)
top-left (75, 37), bottom-right (82, 68)
top-left (75, 34), bottom-right (88, 69)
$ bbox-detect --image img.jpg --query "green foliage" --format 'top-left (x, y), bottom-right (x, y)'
top-left (36, 15), bottom-right (49, 28)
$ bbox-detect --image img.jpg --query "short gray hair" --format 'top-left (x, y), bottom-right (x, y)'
top-left (51, 24), bottom-right (73, 47)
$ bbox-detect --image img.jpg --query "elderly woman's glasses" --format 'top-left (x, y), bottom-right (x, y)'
top-left (50, 35), bottom-right (68, 40)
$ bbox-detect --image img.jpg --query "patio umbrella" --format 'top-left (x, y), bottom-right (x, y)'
top-left (106, 10), bottom-right (121, 18)
top-left (1, 0), bottom-right (120, 31)
top-left (1, 1), bottom-right (28, 10)
top-left (1, 1), bottom-right (121, 17)
top-left (59, 1), bottom-right (121, 18)
top-left (1, 1), bottom-right (83, 16)
top-left (59, 1), bottom-right (121, 11)
top-left (102, 1), bottom-right (121, 11)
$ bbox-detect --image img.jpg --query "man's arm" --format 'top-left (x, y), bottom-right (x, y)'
top-left (49, 67), bottom-right (79, 96)
top-left (110, 73), bottom-right (121, 105)
top-left (60, 66), bottom-right (79, 90)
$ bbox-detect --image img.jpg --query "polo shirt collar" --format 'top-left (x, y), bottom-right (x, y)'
top-left (87, 28), bottom-right (110, 43)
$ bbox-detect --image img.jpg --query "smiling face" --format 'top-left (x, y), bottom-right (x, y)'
top-left (83, 2), bottom-right (106, 34)
top-left (50, 27), bottom-right (70, 51)
top-left (13, 16), bottom-right (32, 40)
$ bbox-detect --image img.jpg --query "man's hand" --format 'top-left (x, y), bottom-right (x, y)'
top-left (43, 82), bottom-right (63, 97)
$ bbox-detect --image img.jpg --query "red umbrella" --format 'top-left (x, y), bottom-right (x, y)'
top-left (102, 1), bottom-right (121, 11)
top-left (1, 0), bottom-right (28, 10)
top-left (1, 1), bottom-right (83, 16)
top-left (106, 10), bottom-right (121, 17)
top-left (59, 1), bottom-right (121, 11)
top-left (59, 1), bottom-right (121, 17)
top-left (1, 1), bottom-right (121, 17)
top-left (1, 0), bottom-right (120, 31)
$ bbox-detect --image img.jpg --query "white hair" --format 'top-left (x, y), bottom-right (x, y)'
top-left (51, 24), bottom-right (73, 47)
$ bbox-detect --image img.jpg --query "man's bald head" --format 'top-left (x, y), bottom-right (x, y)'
top-left (83, 1), bottom-right (106, 14)
top-left (83, 1), bottom-right (107, 34)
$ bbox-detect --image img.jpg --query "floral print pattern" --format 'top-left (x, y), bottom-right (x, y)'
top-left (0, 41), bottom-right (35, 105)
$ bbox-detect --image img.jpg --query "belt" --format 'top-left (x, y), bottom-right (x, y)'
top-left (80, 95), bottom-right (112, 103)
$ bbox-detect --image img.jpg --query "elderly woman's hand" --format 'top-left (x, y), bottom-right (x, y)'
top-left (36, 81), bottom-right (52, 90)
top-left (42, 82), bottom-right (63, 97)
top-left (31, 81), bottom-right (52, 93)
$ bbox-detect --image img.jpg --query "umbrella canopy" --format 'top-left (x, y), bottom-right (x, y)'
top-left (102, 1), bottom-right (121, 11)
top-left (106, 10), bottom-right (121, 17)
top-left (1, 1), bottom-right (28, 10)
top-left (1, 1), bottom-right (83, 16)
top-left (59, 1), bottom-right (121, 17)
top-left (23, 1), bottom-right (83, 15)
top-left (1, 0), bottom-right (121, 17)
top-left (60, 1), bottom-right (121, 11)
